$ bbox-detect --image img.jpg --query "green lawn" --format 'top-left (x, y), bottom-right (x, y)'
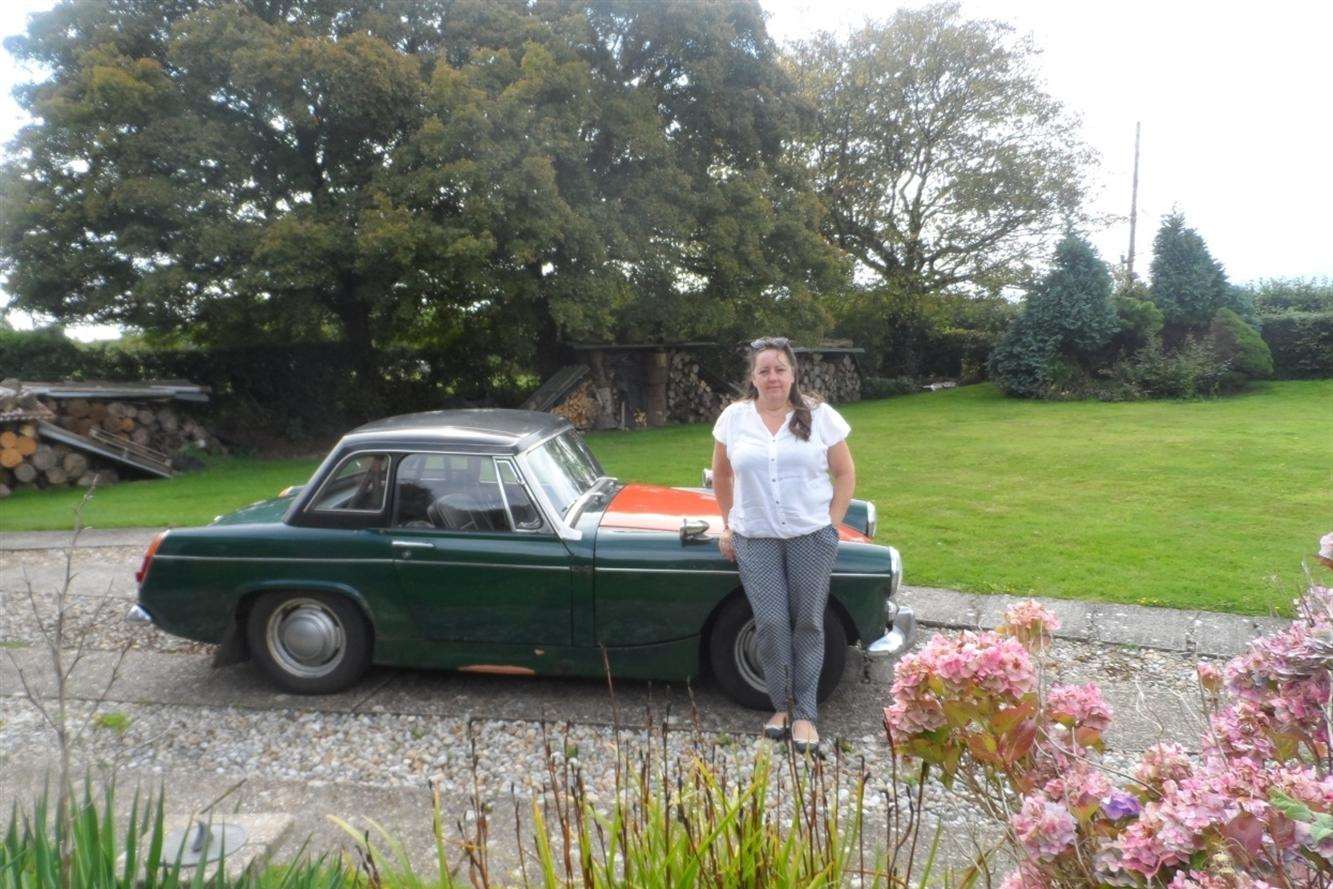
top-left (3, 381), bottom-right (1329, 615)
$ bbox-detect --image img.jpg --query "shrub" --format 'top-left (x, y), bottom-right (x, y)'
top-left (1259, 311), bottom-right (1333, 379)
top-left (988, 315), bottom-right (1056, 398)
top-left (886, 540), bottom-right (1333, 887)
top-left (1109, 292), bottom-right (1164, 357)
top-left (1113, 338), bottom-right (1231, 398)
top-left (1209, 307), bottom-right (1273, 384)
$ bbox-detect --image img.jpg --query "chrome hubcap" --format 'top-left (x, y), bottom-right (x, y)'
top-left (267, 599), bottom-right (345, 678)
top-left (733, 618), bottom-right (767, 692)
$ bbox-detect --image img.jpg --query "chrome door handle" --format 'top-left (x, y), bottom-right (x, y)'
top-left (392, 540), bottom-right (435, 549)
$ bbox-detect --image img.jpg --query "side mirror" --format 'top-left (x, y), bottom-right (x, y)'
top-left (680, 517), bottom-right (710, 543)
top-left (701, 468), bottom-right (713, 489)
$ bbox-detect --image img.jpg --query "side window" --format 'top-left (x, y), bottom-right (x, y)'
top-left (393, 454), bottom-right (544, 533)
top-left (310, 453), bottom-right (391, 513)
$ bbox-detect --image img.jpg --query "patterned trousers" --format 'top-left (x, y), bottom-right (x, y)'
top-left (731, 524), bottom-right (841, 721)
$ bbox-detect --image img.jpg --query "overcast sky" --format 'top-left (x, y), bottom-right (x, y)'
top-left (3, 0), bottom-right (1330, 339)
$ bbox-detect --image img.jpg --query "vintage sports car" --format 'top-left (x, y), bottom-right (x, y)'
top-left (129, 410), bottom-right (916, 708)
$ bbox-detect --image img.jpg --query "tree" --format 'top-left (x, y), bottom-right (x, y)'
top-left (988, 233), bottom-right (1115, 396)
top-left (0, 1), bottom-right (842, 385)
top-left (1147, 212), bottom-right (1239, 337)
top-left (790, 3), bottom-right (1095, 296)
top-left (1022, 233), bottom-right (1117, 361)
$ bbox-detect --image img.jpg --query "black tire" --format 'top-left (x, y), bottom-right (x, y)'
top-left (245, 591), bottom-right (372, 694)
top-left (707, 594), bottom-right (848, 711)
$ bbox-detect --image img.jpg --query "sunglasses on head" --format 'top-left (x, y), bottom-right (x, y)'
top-left (749, 336), bottom-right (791, 350)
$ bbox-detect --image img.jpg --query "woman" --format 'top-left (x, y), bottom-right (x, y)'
top-left (711, 336), bottom-right (855, 753)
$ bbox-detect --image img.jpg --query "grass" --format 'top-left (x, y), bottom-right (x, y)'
top-left (586, 380), bottom-right (1332, 616)
top-left (0, 458), bottom-right (320, 532)
top-left (1, 381), bottom-right (1328, 615)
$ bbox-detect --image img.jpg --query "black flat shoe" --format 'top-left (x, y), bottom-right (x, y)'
top-left (791, 737), bottom-right (820, 755)
top-left (763, 723), bottom-right (789, 741)
top-left (790, 720), bottom-right (820, 754)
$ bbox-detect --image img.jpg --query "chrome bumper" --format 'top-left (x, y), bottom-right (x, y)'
top-left (865, 603), bottom-right (917, 660)
top-left (125, 604), bottom-right (153, 625)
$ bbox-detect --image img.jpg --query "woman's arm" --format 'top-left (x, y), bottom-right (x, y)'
top-left (711, 441), bottom-right (734, 526)
top-left (827, 440), bottom-right (855, 525)
top-left (712, 441), bottom-right (737, 561)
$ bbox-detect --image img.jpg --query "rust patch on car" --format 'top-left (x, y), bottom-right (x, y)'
top-left (458, 664), bottom-right (537, 676)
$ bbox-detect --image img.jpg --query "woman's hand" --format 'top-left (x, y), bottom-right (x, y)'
top-left (718, 528), bottom-right (736, 562)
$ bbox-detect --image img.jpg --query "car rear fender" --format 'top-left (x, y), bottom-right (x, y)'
top-left (224, 580), bottom-right (379, 663)
top-left (696, 587), bottom-right (859, 677)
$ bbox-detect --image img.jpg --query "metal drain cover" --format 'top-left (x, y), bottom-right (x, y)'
top-left (162, 821), bottom-right (248, 866)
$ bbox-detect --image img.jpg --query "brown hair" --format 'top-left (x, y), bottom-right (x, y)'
top-left (741, 337), bottom-right (821, 441)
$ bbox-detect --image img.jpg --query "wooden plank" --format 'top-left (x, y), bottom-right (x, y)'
top-left (36, 421), bottom-right (173, 478)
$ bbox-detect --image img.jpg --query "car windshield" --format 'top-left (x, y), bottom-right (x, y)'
top-left (525, 430), bottom-right (604, 519)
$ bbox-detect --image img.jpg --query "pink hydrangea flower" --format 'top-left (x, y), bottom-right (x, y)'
top-left (1134, 742), bottom-right (1193, 791)
top-left (1000, 599), bottom-right (1061, 651)
top-left (1011, 793), bottom-right (1076, 861)
top-left (1043, 763), bottom-right (1111, 810)
top-left (1047, 682), bottom-right (1113, 733)
top-left (1196, 662), bottom-right (1223, 694)
top-left (886, 630), bottom-right (1036, 740)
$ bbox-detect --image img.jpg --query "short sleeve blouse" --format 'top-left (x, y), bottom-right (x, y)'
top-left (712, 399), bottom-right (851, 539)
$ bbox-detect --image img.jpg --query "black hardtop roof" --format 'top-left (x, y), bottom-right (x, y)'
top-left (341, 408), bottom-right (573, 454)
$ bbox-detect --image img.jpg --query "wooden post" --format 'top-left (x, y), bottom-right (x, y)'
top-left (645, 350), bottom-right (668, 427)
top-left (1127, 121), bottom-right (1141, 279)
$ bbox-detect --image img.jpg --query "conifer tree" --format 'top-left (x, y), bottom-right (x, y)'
top-left (1148, 212), bottom-right (1236, 336)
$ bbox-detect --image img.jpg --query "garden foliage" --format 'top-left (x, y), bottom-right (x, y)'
top-left (991, 217), bottom-right (1275, 400)
top-left (885, 534), bottom-right (1333, 886)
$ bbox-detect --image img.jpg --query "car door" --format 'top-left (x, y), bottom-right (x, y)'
top-left (387, 452), bottom-right (574, 646)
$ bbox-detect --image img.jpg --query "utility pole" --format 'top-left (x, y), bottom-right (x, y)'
top-left (1127, 121), bottom-right (1141, 279)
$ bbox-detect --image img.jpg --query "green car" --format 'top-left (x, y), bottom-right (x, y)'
top-left (129, 410), bottom-right (915, 708)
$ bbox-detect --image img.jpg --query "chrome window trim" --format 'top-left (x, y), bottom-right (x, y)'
top-left (494, 457), bottom-right (546, 534)
top-left (308, 452), bottom-right (392, 515)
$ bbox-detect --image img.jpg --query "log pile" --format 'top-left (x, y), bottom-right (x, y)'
top-left (0, 382), bottom-right (223, 498)
top-left (666, 350), bottom-right (728, 424)
top-left (547, 347), bottom-right (863, 432)
top-left (797, 352), bottom-right (862, 404)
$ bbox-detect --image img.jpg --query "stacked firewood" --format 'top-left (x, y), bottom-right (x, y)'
top-left (550, 381), bottom-right (598, 430)
top-left (0, 423), bottom-right (114, 495)
top-left (666, 351), bottom-right (728, 424)
top-left (48, 399), bottom-right (214, 450)
top-left (798, 352), bottom-right (862, 404)
top-left (0, 388), bottom-right (222, 498)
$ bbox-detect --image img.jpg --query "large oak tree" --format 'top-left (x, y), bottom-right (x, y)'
top-left (1, 0), bottom-right (842, 381)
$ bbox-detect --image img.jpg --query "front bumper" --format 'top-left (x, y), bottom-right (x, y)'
top-left (865, 602), bottom-right (917, 660)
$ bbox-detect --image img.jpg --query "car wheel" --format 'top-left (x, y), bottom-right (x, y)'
top-left (246, 591), bottom-right (371, 694)
top-left (708, 595), bottom-right (848, 711)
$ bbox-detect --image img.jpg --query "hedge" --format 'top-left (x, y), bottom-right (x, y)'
top-left (1258, 312), bottom-right (1333, 379)
top-left (0, 331), bottom-right (529, 442)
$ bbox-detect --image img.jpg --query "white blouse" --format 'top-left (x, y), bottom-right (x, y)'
top-left (712, 398), bottom-right (852, 539)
